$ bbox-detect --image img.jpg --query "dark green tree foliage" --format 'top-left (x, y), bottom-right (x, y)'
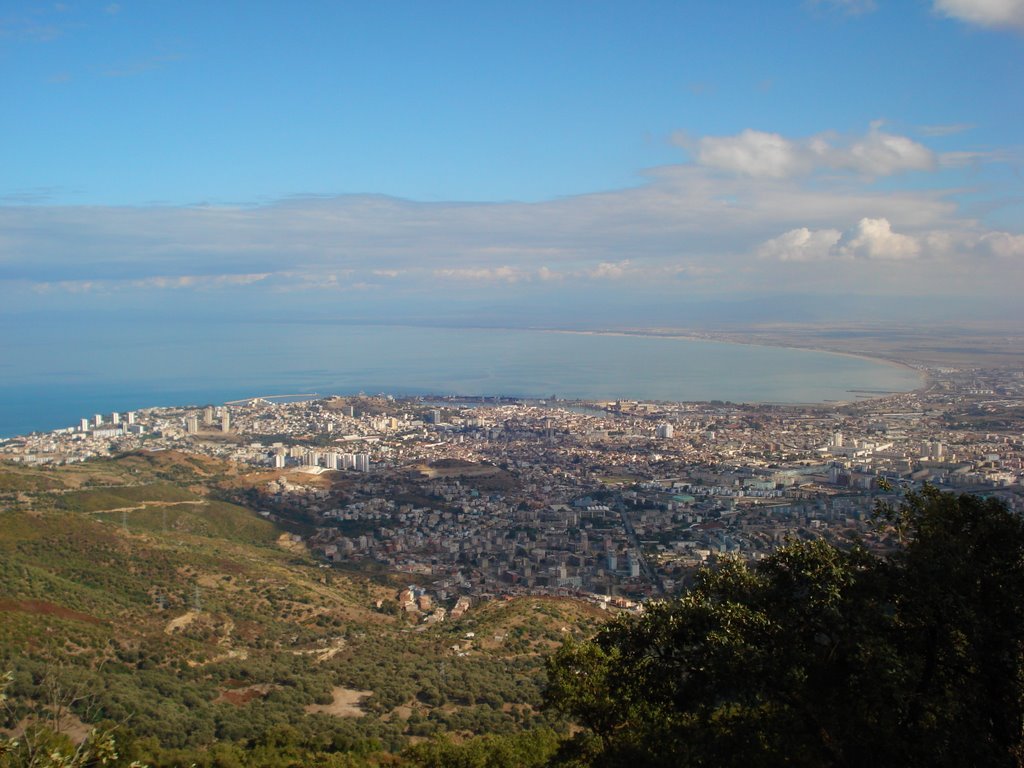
top-left (545, 488), bottom-right (1024, 767)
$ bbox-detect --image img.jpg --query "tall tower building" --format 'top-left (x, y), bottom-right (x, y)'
top-left (204, 406), bottom-right (214, 425)
top-left (221, 410), bottom-right (230, 432)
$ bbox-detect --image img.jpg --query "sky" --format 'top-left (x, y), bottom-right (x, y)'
top-left (2, 0), bottom-right (1023, 329)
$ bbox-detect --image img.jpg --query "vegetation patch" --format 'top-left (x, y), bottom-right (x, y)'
top-left (0, 599), bottom-right (104, 626)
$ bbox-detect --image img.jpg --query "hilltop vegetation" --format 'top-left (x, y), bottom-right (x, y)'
top-left (545, 487), bottom-right (1024, 767)
top-left (0, 452), bottom-right (601, 767)
top-left (3, 453), bottom-right (1022, 767)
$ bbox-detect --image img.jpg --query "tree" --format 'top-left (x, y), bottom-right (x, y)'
top-left (545, 487), bottom-right (1024, 767)
top-left (0, 670), bottom-right (146, 768)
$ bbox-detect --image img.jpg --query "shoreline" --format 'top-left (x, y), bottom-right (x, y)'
top-left (0, 325), bottom-right (935, 439)
top-left (511, 325), bottom-right (930, 403)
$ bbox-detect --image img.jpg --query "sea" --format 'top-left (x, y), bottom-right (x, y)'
top-left (0, 321), bottom-right (923, 439)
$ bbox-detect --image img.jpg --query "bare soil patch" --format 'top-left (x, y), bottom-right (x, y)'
top-left (304, 686), bottom-right (372, 718)
top-left (213, 683), bottom-right (277, 706)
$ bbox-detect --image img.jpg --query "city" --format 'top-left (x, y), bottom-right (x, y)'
top-left (5, 363), bottom-right (1023, 615)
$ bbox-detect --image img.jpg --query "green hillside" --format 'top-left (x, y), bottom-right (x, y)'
top-left (0, 453), bottom-right (597, 767)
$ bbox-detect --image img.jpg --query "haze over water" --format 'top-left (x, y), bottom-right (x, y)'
top-left (1, 321), bottom-right (921, 438)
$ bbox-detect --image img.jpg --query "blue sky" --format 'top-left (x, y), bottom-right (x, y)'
top-left (2, 0), bottom-right (1023, 326)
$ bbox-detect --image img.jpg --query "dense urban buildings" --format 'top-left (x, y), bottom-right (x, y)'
top-left (4, 364), bottom-right (1023, 614)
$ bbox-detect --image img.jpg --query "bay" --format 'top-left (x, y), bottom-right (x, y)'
top-left (0, 321), bottom-right (922, 438)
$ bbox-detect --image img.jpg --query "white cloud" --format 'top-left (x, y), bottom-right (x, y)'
top-left (695, 130), bottom-right (812, 179)
top-left (757, 227), bottom-right (842, 261)
top-left (588, 261), bottom-right (632, 279)
top-left (833, 218), bottom-right (921, 260)
top-left (757, 223), bottom-right (1024, 267)
top-left (688, 125), bottom-right (935, 178)
top-left (2, 120), bottom-right (1019, 306)
top-left (844, 126), bottom-right (936, 175)
top-left (757, 218), bottom-right (922, 261)
top-left (433, 266), bottom-right (527, 282)
top-left (934, 0), bottom-right (1024, 31)
top-left (32, 272), bottom-right (271, 294)
top-left (537, 266), bottom-right (564, 281)
top-left (980, 231), bottom-right (1024, 258)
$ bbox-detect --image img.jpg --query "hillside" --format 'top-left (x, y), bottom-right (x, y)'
top-left (0, 452), bottom-right (605, 766)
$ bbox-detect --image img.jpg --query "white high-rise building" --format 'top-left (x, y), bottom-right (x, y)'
top-left (355, 453), bottom-right (370, 472)
top-left (221, 410), bottom-right (230, 432)
top-left (273, 454), bottom-right (286, 469)
top-left (204, 406), bottom-right (214, 425)
top-left (325, 452), bottom-right (339, 470)
top-left (126, 411), bottom-right (136, 425)
top-left (186, 416), bottom-right (199, 434)
top-left (656, 423), bottom-right (674, 439)
top-left (93, 414), bottom-right (103, 427)
top-left (111, 412), bottom-right (120, 425)
top-left (80, 418), bottom-right (89, 432)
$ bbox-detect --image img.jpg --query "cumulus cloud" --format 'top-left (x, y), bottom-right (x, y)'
top-left (833, 217), bottom-right (921, 260)
top-left (757, 227), bottom-right (842, 261)
top-left (1, 119), bottom-right (1019, 307)
top-left (845, 126), bottom-right (936, 176)
top-left (694, 130), bottom-right (813, 179)
top-left (757, 218), bottom-right (922, 261)
top-left (758, 223), bottom-right (1024, 266)
top-left (980, 231), bottom-right (1024, 258)
top-left (588, 261), bottom-right (633, 279)
top-left (688, 124), bottom-right (935, 178)
top-left (934, 0), bottom-right (1024, 31)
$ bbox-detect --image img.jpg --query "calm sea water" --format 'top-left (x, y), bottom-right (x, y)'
top-left (0, 321), bottom-right (922, 438)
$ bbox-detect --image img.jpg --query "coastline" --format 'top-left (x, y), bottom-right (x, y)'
top-left (523, 326), bottom-right (930, 401)
top-left (0, 324), bottom-right (937, 439)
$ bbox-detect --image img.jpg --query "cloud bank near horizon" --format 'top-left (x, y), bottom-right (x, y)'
top-left (1, 123), bottom-right (1021, 323)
